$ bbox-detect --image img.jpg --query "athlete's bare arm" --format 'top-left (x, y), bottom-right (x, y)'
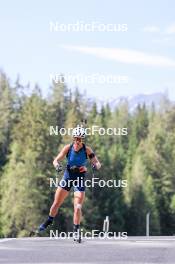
top-left (53, 144), bottom-right (70, 167)
top-left (86, 146), bottom-right (101, 170)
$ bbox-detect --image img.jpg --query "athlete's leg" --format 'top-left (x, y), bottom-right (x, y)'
top-left (73, 191), bottom-right (85, 225)
top-left (50, 186), bottom-right (69, 217)
top-left (73, 191), bottom-right (85, 241)
top-left (38, 187), bottom-right (69, 232)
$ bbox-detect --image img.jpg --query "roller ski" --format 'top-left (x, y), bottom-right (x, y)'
top-left (29, 216), bottom-right (54, 237)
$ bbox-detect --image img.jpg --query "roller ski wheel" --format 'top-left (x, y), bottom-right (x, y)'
top-left (29, 229), bottom-right (39, 237)
top-left (29, 222), bottom-right (53, 237)
top-left (74, 236), bottom-right (81, 243)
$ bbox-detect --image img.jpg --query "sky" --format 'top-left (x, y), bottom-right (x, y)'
top-left (0, 0), bottom-right (175, 100)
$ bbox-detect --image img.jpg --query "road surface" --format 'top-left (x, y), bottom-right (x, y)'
top-left (0, 236), bottom-right (175, 264)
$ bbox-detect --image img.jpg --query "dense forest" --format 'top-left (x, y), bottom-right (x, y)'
top-left (0, 71), bottom-right (175, 238)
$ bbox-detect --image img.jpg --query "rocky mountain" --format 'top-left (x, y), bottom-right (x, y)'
top-left (88, 92), bottom-right (171, 112)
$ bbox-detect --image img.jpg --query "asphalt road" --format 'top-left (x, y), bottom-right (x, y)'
top-left (0, 236), bottom-right (175, 264)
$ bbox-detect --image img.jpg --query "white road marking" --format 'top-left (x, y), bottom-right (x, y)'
top-left (0, 238), bottom-right (17, 243)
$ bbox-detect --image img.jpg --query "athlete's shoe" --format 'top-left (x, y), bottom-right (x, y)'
top-left (38, 223), bottom-right (47, 232)
top-left (38, 217), bottom-right (53, 233)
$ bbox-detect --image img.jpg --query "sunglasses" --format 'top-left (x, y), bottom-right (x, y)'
top-left (74, 137), bottom-right (82, 142)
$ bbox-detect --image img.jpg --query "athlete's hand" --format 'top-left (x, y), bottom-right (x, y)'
top-left (92, 164), bottom-right (97, 170)
top-left (92, 162), bottom-right (101, 170)
top-left (55, 163), bottom-right (63, 172)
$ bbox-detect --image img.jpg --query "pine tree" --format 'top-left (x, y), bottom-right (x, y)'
top-left (0, 72), bottom-right (15, 167)
top-left (1, 88), bottom-right (53, 237)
